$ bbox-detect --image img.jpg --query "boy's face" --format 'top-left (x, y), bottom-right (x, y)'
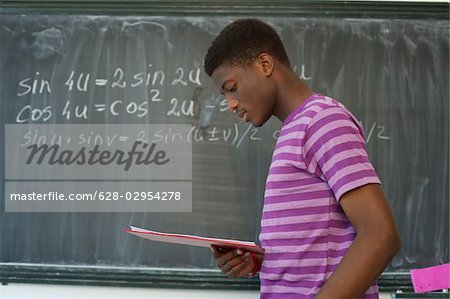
top-left (211, 60), bottom-right (276, 127)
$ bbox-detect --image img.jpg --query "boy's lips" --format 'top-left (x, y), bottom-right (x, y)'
top-left (241, 111), bottom-right (248, 122)
top-left (234, 109), bottom-right (248, 122)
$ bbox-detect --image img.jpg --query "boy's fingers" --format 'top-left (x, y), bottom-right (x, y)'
top-left (210, 245), bottom-right (233, 257)
top-left (229, 256), bottom-right (255, 278)
top-left (210, 242), bottom-right (263, 277)
top-left (219, 251), bottom-right (252, 277)
top-left (227, 261), bottom-right (246, 277)
top-left (217, 249), bottom-right (245, 267)
top-left (210, 245), bottom-right (220, 257)
top-left (210, 247), bottom-right (254, 277)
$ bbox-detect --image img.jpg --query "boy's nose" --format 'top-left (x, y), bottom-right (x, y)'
top-left (227, 98), bottom-right (239, 112)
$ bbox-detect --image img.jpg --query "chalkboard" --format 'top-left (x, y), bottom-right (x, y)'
top-left (0, 8), bottom-right (448, 291)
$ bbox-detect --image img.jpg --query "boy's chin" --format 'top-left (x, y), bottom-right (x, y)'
top-left (251, 120), bottom-right (265, 127)
top-left (251, 115), bottom-right (271, 127)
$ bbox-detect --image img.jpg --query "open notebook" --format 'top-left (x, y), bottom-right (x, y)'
top-left (124, 225), bottom-right (264, 254)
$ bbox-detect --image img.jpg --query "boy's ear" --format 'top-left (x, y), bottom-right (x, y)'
top-left (257, 53), bottom-right (274, 77)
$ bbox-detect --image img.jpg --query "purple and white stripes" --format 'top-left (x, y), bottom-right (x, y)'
top-left (259, 94), bottom-right (380, 299)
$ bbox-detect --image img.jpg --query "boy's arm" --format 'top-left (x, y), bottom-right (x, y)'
top-left (314, 183), bottom-right (401, 299)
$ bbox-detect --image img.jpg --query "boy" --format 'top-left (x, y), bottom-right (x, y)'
top-left (204, 19), bottom-right (400, 299)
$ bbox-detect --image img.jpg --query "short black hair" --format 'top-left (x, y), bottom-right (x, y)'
top-left (204, 18), bottom-right (290, 77)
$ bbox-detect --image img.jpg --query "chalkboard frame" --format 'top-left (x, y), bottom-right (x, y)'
top-left (0, 0), bottom-right (448, 19)
top-left (0, 264), bottom-right (424, 294)
top-left (2, 264), bottom-right (449, 297)
top-left (0, 0), bottom-right (448, 295)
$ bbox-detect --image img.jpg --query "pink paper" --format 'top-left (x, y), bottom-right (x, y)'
top-left (124, 226), bottom-right (264, 254)
top-left (410, 263), bottom-right (450, 293)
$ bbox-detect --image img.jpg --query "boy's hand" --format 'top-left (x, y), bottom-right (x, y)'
top-left (210, 245), bottom-right (263, 278)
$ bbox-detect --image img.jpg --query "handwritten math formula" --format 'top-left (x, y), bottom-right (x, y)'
top-left (13, 64), bottom-right (390, 148)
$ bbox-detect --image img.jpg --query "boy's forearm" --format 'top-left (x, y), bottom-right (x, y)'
top-left (313, 228), bottom-right (400, 299)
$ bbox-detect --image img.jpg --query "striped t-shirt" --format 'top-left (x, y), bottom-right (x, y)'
top-left (259, 93), bottom-right (381, 299)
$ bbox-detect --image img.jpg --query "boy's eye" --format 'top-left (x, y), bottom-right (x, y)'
top-left (229, 84), bottom-right (237, 92)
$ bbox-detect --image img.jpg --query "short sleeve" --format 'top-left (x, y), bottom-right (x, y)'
top-left (303, 106), bottom-right (381, 201)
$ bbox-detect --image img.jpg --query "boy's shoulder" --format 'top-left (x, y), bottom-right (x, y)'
top-left (287, 93), bottom-right (364, 138)
top-left (290, 93), bottom-right (348, 123)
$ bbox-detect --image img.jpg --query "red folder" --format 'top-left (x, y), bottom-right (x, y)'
top-left (124, 226), bottom-right (264, 254)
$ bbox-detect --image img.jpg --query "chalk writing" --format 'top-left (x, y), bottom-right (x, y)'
top-left (17, 72), bottom-right (51, 96)
top-left (12, 62), bottom-right (389, 148)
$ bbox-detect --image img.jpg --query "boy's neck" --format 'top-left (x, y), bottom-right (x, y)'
top-left (273, 67), bottom-right (314, 122)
